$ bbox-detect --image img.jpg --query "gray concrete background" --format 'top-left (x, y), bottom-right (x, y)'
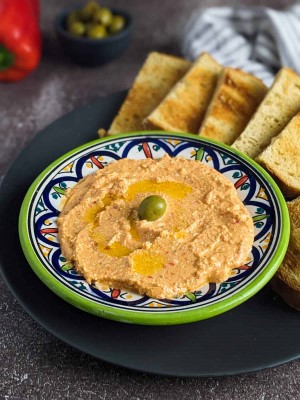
top-left (1, 0), bottom-right (299, 399)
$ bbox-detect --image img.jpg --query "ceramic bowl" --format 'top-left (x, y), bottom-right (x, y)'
top-left (55, 8), bottom-right (132, 67)
top-left (19, 132), bottom-right (290, 325)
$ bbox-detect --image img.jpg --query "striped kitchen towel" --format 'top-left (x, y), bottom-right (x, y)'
top-left (181, 3), bottom-right (300, 86)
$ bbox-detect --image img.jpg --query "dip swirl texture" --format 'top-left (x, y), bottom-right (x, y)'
top-left (57, 155), bottom-right (254, 299)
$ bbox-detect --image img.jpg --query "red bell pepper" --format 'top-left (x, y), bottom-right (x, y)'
top-left (30, 0), bottom-right (40, 21)
top-left (0, 0), bottom-right (41, 82)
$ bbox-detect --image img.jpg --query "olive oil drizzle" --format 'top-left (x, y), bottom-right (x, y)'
top-left (84, 180), bottom-right (192, 272)
top-left (132, 251), bottom-right (165, 276)
top-left (125, 180), bottom-right (192, 201)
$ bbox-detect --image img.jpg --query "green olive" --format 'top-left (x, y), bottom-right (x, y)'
top-left (84, 1), bottom-right (100, 14)
top-left (68, 21), bottom-right (86, 36)
top-left (109, 15), bottom-right (126, 34)
top-left (66, 10), bottom-right (80, 29)
top-left (138, 195), bottom-right (167, 221)
top-left (80, 1), bottom-right (100, 22)
top-left (93, 7), bottom-right (113, 26)
top-left (87, 24), bottom-right (107, 39)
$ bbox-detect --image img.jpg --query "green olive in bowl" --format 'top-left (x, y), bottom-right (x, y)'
top-left (55, 4), bottom-right (132, 66)
top-left (64, 2), bottom-right (128, 39)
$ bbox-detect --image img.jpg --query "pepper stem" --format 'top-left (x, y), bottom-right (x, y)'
top-left (0, 45), bottom-right (14, 71)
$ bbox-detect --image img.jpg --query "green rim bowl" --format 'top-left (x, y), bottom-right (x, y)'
top-left (19, 132), bottom-right (290, 325)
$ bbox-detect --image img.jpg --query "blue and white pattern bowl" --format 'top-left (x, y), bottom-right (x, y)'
top-left (19, 132), bottom-right (290, 325)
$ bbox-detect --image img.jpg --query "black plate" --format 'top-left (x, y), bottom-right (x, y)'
top-left (1, 91), bottom-right (299, 377)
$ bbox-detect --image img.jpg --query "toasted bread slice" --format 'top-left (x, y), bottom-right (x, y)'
top-left (198, 68), bottom-right (267, 145)
top-left (256, 113), bottom-right (300, 196)
top-left (232, 67), bottom-right (300, 158)
top-left (108, 52), bottom-right (191, 135)
top-left (144, 53), bottom-right (222, 134)
top-left (271, 197), bottom-right (300, 310)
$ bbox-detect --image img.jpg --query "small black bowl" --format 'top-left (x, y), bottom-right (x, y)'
top-left (55, 8), bottom-right (133, 67)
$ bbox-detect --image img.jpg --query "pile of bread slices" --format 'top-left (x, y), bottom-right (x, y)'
top-left (104, 51), bottom-right (300, 311)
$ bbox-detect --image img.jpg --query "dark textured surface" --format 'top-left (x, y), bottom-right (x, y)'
top-left (0, 0), bottom-right (299, 399)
